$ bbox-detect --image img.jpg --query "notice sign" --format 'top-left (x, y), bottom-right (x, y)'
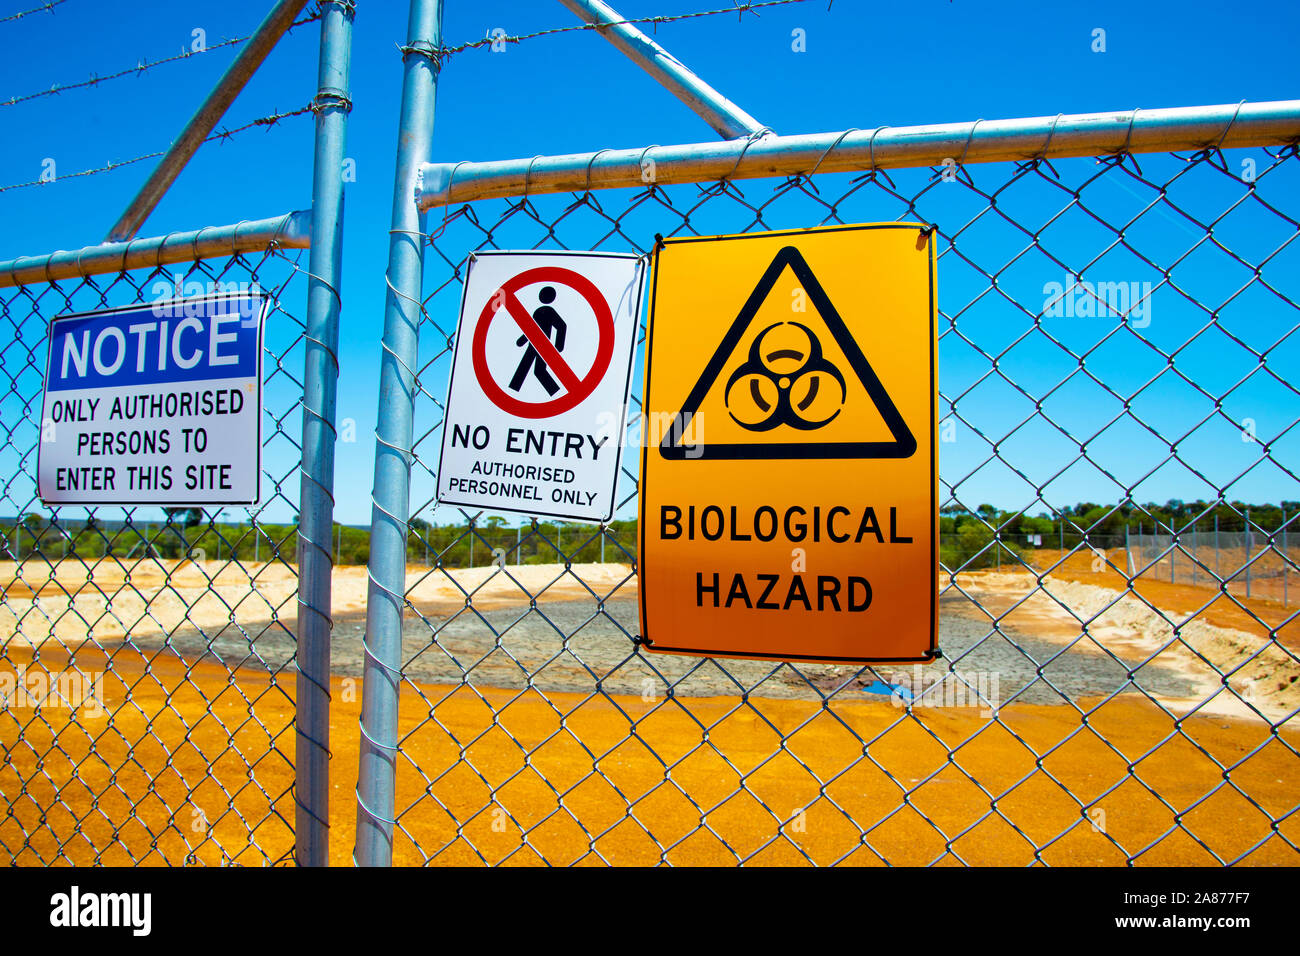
top-left (639, 224), bottom-right (938, 664)
top-left (436, 251), bottom-right (644, 522)
top-left (38, 293), bottom-right (266, 506)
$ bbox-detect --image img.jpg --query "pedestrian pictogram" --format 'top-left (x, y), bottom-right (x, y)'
top-left (438, 251), bottom-right (644, 523)
top-left (471, 265), bottom-right (616, 419)
top-left (660, 244), bottom-right (915, 460)
top-left (509, 285), bottom-right (567, 396)
top-left (639, 223), bottom-right (938, 664)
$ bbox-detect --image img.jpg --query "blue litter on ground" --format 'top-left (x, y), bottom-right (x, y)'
top-left (862, 680), bottom-right (913, 701)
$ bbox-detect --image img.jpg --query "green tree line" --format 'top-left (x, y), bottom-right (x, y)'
top-left (4, 500), bottom-right (1291, 571)
top-left (0, 511), bottom-right (641, 568)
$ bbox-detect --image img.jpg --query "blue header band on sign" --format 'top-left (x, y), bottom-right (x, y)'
top-left (45, 295), bottom-right (263, 392)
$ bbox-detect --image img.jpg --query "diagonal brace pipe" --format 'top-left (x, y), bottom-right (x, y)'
top-left (556, 0), bottom-right (767, 140)
top-left (106, 0), bottom-right (313, 242)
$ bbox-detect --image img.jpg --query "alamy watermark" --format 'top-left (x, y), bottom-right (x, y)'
top-left (49, 886), bottom-right (150, 936)
top-left (1, 665), bottom-right (106, 718)
top-left (887, 666), bottom-right (1001, 717)
top-left (149, 274), bottom-right (264, 325)
top-left (1042, 274), bottom-right (1153, 327)
top-left (593, 406), bottom-right (705, 459)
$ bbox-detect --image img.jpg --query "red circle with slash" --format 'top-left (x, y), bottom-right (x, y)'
top-left (471, 266), bottom-right (614, 419)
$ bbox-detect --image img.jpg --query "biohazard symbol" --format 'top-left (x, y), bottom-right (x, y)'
top-left (724, 321), bottom-right (846, 431)
top-left (660, 245), bottom-right (916, 461)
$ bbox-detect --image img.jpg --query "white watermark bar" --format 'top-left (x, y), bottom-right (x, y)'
top-left (0, 209), bottom-right (311, 289)
top-left (417, 100), bottom-right (1300, 209)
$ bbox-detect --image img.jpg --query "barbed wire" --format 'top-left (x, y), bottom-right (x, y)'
top-left (0, 0), bottom-right (68, 26)
top-left (438, 0), bottom-right (818, 58)
top-left (0, 104), bottom-right (313, 195)
top-left (2, 11), bottom-right (322, 109)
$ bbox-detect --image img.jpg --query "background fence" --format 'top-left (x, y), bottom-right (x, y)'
top-left (368, 137), bottom-right (1300, 865)
top-left (0, 242), bottom-right (313, 864)
top-left (1130, 531), bottom-right (1293, 603)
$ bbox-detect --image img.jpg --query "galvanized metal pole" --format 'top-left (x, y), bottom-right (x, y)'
top-left (296, 0), bottom-right (354, 868)
top-left (106, 0), bottom-right (313, 241)
top-left (1246, 506), bottom-right (1252, 598)
top-left (1192, 521), bottom-right (1198, 585)
top-left (1125, 523), bottom-right (1131, 578)
top-left (355, 0), bottom-right (443, 868)
top-left (555, 0), bottom-right (766, 140)
top-left (1284, 510), bottom-right (1289, 607)
top-left (1170, 519), bottom-right (1175, 584)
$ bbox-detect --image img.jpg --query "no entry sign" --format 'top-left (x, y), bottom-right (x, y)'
top-left (471, 266), bottom-right (616, 419)
top-left (638, 224), bottom-right (938, 664)
top-left (38, 293), bottom-right (266, 506)
top-left (437, 251), bottom-right (644, 522)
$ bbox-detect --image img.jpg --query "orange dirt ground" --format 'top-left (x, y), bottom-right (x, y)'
top-left (2, 642), bottom-right (1296, 866)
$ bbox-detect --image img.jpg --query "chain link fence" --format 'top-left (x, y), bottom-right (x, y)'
top-left (375, 140), bottom-right (1300, 864)
top-left (0, 242), bottom-right (312, 865)
top-left (3, 90), bottom-right (1296, 866)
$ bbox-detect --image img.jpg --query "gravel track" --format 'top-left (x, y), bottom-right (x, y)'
top-left (165, 590), bottom-right (1198, 707)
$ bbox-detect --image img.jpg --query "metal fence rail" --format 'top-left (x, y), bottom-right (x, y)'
top-left (359, 118), bottom-right (1300, 864)
top-left (0, 235), bottom-right (314, 865)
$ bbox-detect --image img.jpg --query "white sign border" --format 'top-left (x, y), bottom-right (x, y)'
top-left (36, 291), bottom-right (269, 508)
top-left (435, 249), bottom-right (645, 524)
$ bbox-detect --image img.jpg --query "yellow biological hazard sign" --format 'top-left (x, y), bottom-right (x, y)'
top-left (638, 223), bottom-right (938, 663)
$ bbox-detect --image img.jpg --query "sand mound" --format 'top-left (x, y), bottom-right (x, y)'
top-left (0, 558), bottom-right (635, 648)
top-left (954, 571), bottom-right (1299, 721)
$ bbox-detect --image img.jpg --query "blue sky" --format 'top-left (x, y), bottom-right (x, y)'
top-left (1, 0), bottom-right (1297, 526)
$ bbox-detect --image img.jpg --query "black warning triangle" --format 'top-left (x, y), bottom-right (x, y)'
top-left (660, 245), bottom-right (917, 461)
